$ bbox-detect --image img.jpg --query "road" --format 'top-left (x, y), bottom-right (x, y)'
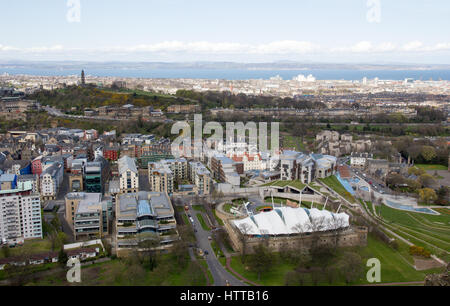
top-left (184, 202), bottom-right (247, 286)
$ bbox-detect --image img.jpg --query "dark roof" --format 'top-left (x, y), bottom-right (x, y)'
top-left (66, 248), bottom-right (97, 256)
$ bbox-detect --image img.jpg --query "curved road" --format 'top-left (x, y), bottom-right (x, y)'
top-left (184, 203), bottom-right (248, 286)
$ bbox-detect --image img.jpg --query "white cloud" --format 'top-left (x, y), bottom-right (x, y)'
top-left (402, 41), bottom-right (424, 51)
top-left (1, 41), bottom-right (449, 58)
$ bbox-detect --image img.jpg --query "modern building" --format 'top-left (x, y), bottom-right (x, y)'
top-left (228, 206), bottom-right (367, 254)
top-left (115, 191), bottom-right (178, 254)
top-left (118, 156), bottom-right (139, 194)
top-left (84, 161), bottom-right (102, 193)
top-left (65, 192), bottom-right (110, 240)
top-left (211, 155), bottom-right (240, 186)
top-left (0, 181), bottom-right (43, 245)
top-left (188, 161), bottom-right (212, 195)
top-left (148, 161), bottom-right (174, 195)
top-left (279, 151), bottom-right (337, 184)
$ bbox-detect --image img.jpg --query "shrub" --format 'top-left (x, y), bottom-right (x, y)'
top-left (409, 245), bottom-right (431, 258)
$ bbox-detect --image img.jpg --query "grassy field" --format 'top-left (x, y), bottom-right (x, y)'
top-left (378, 204), bottom-right (450, 260)
top-left (282, 135), bottom-right (306, 151)
top-left (0, 239), bottom-right (53, 259)
top-left (319, 176), bottom-right (356, 203)
top-left (223, 203), bottom-right (235, 214)
top-left (262, 180), bottom-right (306, 191)
top-left (226, 235), bottom-right (442, 285)
top-left (192, 205), bottom-right (206, 213)
top-left (263, 197), bottom-right (322, 210)
top-left (414, 164), bottom-right (448, 171)
top-left (196, 213), bottom-right (211, 231)
top-left (212, 208), bottom-right (225, 226)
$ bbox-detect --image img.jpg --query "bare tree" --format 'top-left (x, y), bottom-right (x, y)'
top-left (305, 216), bottom-right (326, 252)
top-left (237, 223), bottom-right (252, 262)
top-left (327, 216), bottom-right (347, 251)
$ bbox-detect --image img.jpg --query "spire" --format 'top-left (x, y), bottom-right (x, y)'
top-left (81, 70), bottom-right (85, 86)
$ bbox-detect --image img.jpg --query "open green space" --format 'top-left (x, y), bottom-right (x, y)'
top-left (378, 204), bottom-right (450, 259)
top-left (0, 239), bottom-right (53, 259)
top-left (192, 205), bottom-right (206, 213)
top-left (282, 135), bottom-right (306, 151)
top-left (414, 164), bottom-right (448, 171)
top-left (212, 208), bottom-right (225, 226)
top-left (319, 176), bottom-right (356, 203)
top-left (226, 235), bottom-right (442, 286)
top-left (262, 180), bottom-right (306, 191)
top-left (196, 213), bottom-right (211, 231)
top-left (262, 197), bottom-right (322, 210)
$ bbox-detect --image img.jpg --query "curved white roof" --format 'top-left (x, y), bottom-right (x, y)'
top-left (233, 207), bottom-right (349, 236)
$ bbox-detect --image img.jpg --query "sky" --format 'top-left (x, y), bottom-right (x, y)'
top-left (1, 0), bottom-right (450, 64)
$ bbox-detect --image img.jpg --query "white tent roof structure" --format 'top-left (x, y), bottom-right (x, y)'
top-left (233, 207), bottom-right (349, 236)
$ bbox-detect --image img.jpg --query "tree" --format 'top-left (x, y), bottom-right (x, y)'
top-left (421, 146), bottom-right (437, 162)
top-left (247, 244), bottom-right (274, 281)
top-left (237, 223), bottom-right (252, 263)
top-left (58, 248), bottom-right (68, 266)
top-left (327, 216), bottom-right (347, 251)
top-left (339, 252), bottom-right (363, 284)
top-left (419, 188), bottom-right (438, 205)
top-left (419, 174), bottom-right (436, 189)
top-left (408, 167), bottom-right (425, 176)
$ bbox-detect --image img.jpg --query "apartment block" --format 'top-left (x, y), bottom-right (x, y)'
top-left (0, 181), bottom-right (42, 245)
top-left (118, 156), bottom-right (139, 194)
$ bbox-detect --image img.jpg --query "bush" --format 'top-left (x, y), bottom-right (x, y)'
top-left (409, 245), bottom-right (431, 258)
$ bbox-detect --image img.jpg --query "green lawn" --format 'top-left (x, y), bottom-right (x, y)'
top-left (0, 239), bottom-right (53, 259)
top-left (228, 255), bottom-right (297, 286)
top-left (212, 208), bottom-right (225, 226)
top-left (263, 197), bottom-right (321, 210)
top-left (192, 205), bottom-right (206, 213)
top-left (181, 214), bottom-right (190, 226)
top-left (378, 204), bottom-right (450, 258)
top-left (282, 135), bottom-right (306, 151)
top-left (196, 213), bottom-right (211, 231)
top-left (226, 235), bottom-right (442, 285)
top-left (414, 164), bottom-right (448, 171)
top-left (223, 203), bottom-right (234, 214)
top-left (319, 176), bottom-right (356, 203)
top-left (263, 180), bottom-right (306, 191)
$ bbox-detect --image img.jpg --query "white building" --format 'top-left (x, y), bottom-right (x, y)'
top-left (350, 152), bottom-right (373, 168)
top-left (188, 161), bottom-right (212, 195)
top-left (0, 181), bottom-right (43, 245)
top-left (118, 156), bottom-right (139, 194)
top-left (40, 161), bottom-right (64, 201)
top-left (230, 153), bottom-right (265, 172)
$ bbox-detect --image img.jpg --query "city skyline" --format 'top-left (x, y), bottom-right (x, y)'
top-left (0, 0), bottom-right (450, 63)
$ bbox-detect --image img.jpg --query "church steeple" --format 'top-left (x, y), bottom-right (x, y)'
top-left (81, 70), bottom-right (85, 86)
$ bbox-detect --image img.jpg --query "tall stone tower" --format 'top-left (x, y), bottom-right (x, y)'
top-left (81, 70), bottom-right (86, 86)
